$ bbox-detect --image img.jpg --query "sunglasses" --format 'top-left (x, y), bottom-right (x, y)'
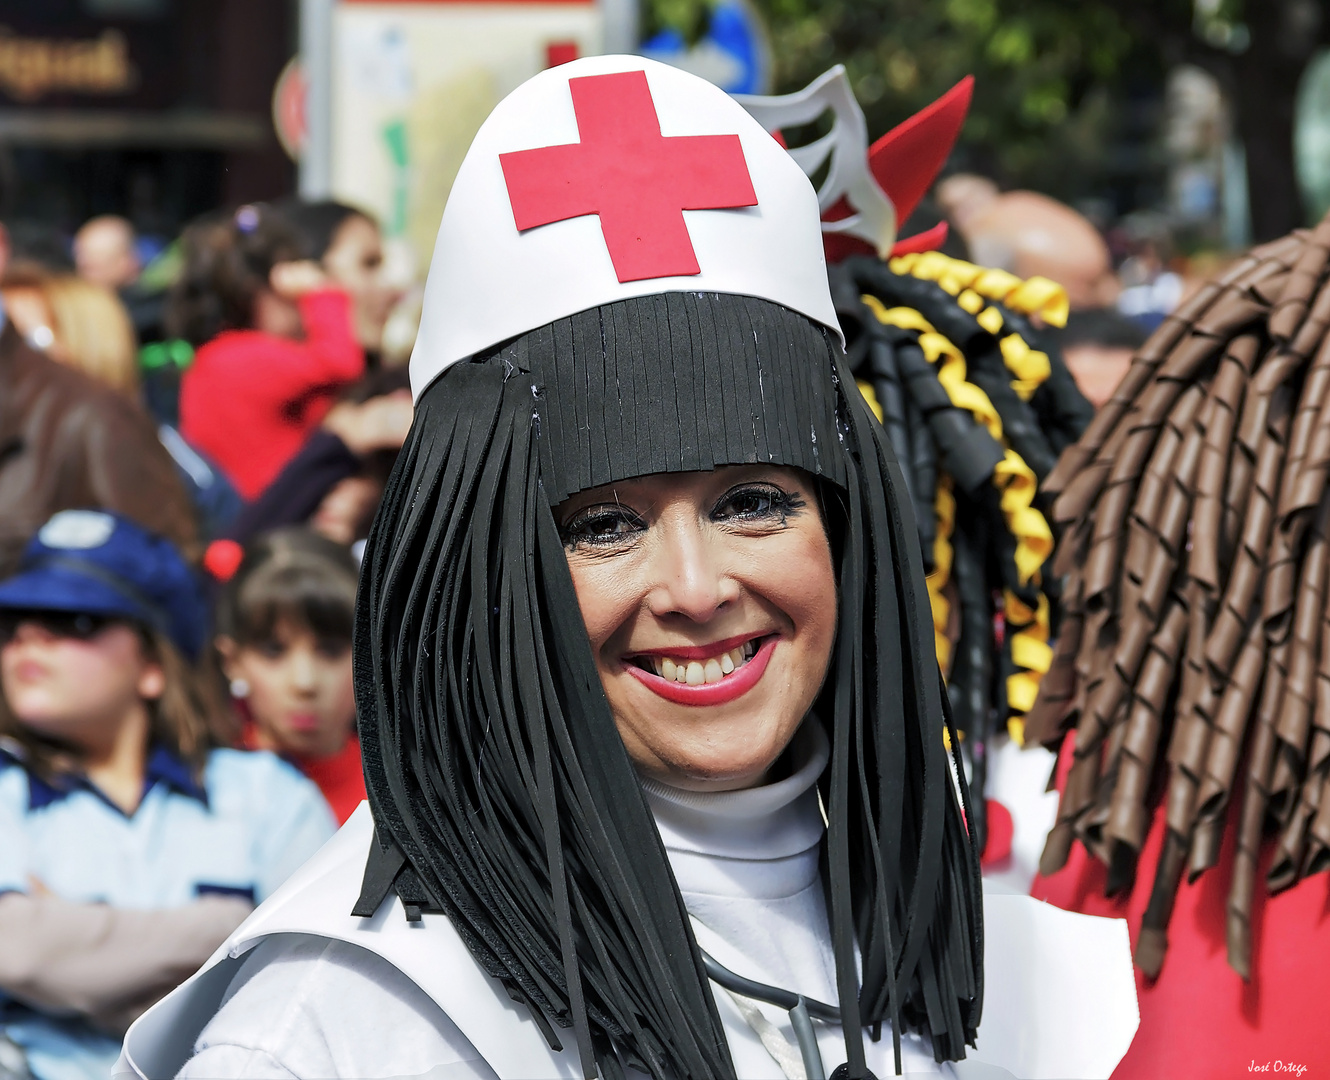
top-left (0, 610), bottom-right (120, 645)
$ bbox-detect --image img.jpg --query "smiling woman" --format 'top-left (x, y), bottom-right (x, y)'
top-left (559, 465), bottom-right (836, 791)
top-left (122, 53), bottom-right (1136, 1080)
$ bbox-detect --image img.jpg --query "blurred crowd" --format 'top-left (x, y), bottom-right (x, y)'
top-left (0, 198), bottom-right (415, 1080)
top-left (0, 177), bottom-right (1196, 1079)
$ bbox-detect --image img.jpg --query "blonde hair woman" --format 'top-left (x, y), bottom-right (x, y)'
top-left (0, 265), bottom-right (140, 400)
top-left (44, 274), bottom-right (140, 399)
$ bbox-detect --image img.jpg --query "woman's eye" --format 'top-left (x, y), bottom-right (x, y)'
top-left (714, 484), bottom-right (804, 525)
top-left (257, 641), bottom-right (287, 660)
top-left (316, 639), bottom-right (350, 660)
top-left (560, 507), bottom-right (646, 549)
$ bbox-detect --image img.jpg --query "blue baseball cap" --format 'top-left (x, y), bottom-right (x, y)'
top-left (0, 511), bottom-right (207, 659)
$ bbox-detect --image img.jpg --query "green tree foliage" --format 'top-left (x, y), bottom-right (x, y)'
top-left (645, 0), bottom-right (1330, 240)
top-left (645, 0), bottom-right (1145, 204)
top-left (765, 0), bottom-right (1138, 196)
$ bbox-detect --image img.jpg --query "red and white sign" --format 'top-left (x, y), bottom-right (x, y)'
top-left (327, 0), bottom-right (604, 268)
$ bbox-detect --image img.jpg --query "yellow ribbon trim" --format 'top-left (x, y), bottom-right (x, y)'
top-left (999, 333), bottom-right (1052, 401)
top-left (856, 378), bottom-right (953, 669)
top-left (889, 251), bottom-right (1060, 400)
top-left (889, 251), bottom-right (1070, 327)
top-left (1004, 591), bottom-right (1052, 744)
top-left (931, 476), bottom-right (956, 672)
top-left (859, 296), bottom-right (1052, 586)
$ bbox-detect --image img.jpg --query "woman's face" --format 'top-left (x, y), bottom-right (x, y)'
top-left (322, 216), bottom-right (400, 351)
top-left (1, 616), bottom-right (162, 749)
top-left (219, 618), bottom-right (355, 760)
top-left (556, 465), bottom-right (836, 791)
top-left (309, 475), bottom-right (384, 545)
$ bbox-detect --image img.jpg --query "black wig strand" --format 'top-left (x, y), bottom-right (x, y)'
top-left (355, 293), bottom-right (982, 1078)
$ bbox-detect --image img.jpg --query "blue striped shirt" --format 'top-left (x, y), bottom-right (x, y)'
top-left (0, 743), bottom-right (338, 1080)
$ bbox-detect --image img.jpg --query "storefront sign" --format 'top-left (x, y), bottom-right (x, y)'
top-left (0, 25), bottom-right (137, 103)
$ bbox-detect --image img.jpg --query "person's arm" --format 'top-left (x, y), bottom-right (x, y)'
top-left (227, 430), bottom-right (361, 545)
top-left (226, 392), bottom-right (412, 544)
top-left (212, 262), bottom-right (363, 412)
top-left (0, 892), bottom-right (250, 1034)
top-left (294, 289), bottom-right (365, 385)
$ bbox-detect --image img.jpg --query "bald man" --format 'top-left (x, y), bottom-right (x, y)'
top-left (74, 215), bottom-right (141, 291)
top-left (936, 176), bottom-right (1119, 310)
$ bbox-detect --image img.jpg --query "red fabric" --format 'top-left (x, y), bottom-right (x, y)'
top-left (980, 798), bottom-right (1013, 867)
top-left (500, 70), bottom-right (757, 283)
top-left (867, 76), bottom-right (972, 229)
top-left (295, 735), bottom-right (366, 825)
top-left (891, 222), bottom-right (950, 257)
top-left (179, 290), bottom-right (364, 500)
top-left (239, 717), bottom-right (366, 825)
top-left (1032, 738), bottom-right (1330, 1078)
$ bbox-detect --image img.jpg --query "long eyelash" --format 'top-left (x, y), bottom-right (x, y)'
top-left (559, 508), bottom-right (644, 550)
top-left (716, 484), bottom-right (806, 524)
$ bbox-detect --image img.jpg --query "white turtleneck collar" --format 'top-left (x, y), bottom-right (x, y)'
top-left (638, 720), bottom-right (947, 1078)
top-left (641, 721), bottom-right (829, 900)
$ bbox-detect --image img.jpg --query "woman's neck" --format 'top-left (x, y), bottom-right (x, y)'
top-left (80, 701), bottom-right (151, 814)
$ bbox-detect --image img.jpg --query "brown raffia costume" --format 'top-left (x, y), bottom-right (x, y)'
top-left (1029, 215), bottom-right (1330, 1076)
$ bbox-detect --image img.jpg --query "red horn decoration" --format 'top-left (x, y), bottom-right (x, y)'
top-left (872, 75), bottom-right (973, 229)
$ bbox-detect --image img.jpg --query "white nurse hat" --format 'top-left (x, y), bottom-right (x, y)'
top-left (409, 54), bottom-right (841, 400)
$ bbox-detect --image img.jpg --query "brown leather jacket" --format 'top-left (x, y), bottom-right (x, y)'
top-left (0, 324), bottom-right (198, 578)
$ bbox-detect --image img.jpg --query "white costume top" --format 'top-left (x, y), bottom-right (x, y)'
top-left (117, 726), bottom-right (1138, 1080)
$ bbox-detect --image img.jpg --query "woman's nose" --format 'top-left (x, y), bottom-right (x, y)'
top-left (647, 523), bottom-right (739, 623)
top-left (289, 649), bottom-right (318, 693)
top-left (10, 621), bottom-right (54, 645)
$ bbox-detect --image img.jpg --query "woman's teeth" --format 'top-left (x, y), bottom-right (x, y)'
top-left (649, 641), bottom-right (759, 685)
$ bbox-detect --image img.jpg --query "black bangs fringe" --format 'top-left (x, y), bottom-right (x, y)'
top-left (355, 295), bottom-right (982, 1080)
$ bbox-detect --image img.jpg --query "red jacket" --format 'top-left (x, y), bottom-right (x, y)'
top-left (239, 717), bottom-right (366, 826)
top-left (1032, 736), bottom-right (1330, 1078)
top-left (179, 290), bottom-right (364, 500)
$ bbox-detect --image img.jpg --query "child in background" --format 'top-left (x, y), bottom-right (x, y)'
top-left (0, 511), bottom-right (335, 1080)
top-left (214, 529), bottom-right (365, 823)
top-left (172, 204), bottom-right (366, 500)
top-left (225, 367), bottom-right (413, 549)
top-left (277, 200), bottom-right (403, 360)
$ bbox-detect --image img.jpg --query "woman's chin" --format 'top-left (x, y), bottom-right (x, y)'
top-left (638, 740), bottom-right (787, 792)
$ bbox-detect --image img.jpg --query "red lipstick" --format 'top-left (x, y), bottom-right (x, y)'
top-left (625, 637), bottom-right (777, 706)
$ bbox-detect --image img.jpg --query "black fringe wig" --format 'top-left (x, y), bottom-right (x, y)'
top-left (353, 291), bottom-right (983, 1079)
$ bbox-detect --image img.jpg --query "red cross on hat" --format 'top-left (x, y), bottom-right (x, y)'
top-left (409, 55), bottom-right (842, 399)
top-left (500, 70), bottom-right (759, 283)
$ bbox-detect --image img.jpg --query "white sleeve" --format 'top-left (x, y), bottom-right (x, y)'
top-left (176, 1045), bottom-right (298, 1079)
top-left (176, 934), bottom-right (498, 1080)
top-left (249, 762), bottom-right (338, 902)
top-left (0, 770), bottom-right (30, 894)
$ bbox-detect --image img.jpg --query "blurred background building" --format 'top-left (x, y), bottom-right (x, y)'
top-left (0, 0), bottom-right (295, 261)
top-left (3, 0), bottom-right (1330, 312)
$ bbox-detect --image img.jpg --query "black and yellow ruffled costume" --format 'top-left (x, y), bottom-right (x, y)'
top-left (830, 251), bottom-right (1094, 847)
